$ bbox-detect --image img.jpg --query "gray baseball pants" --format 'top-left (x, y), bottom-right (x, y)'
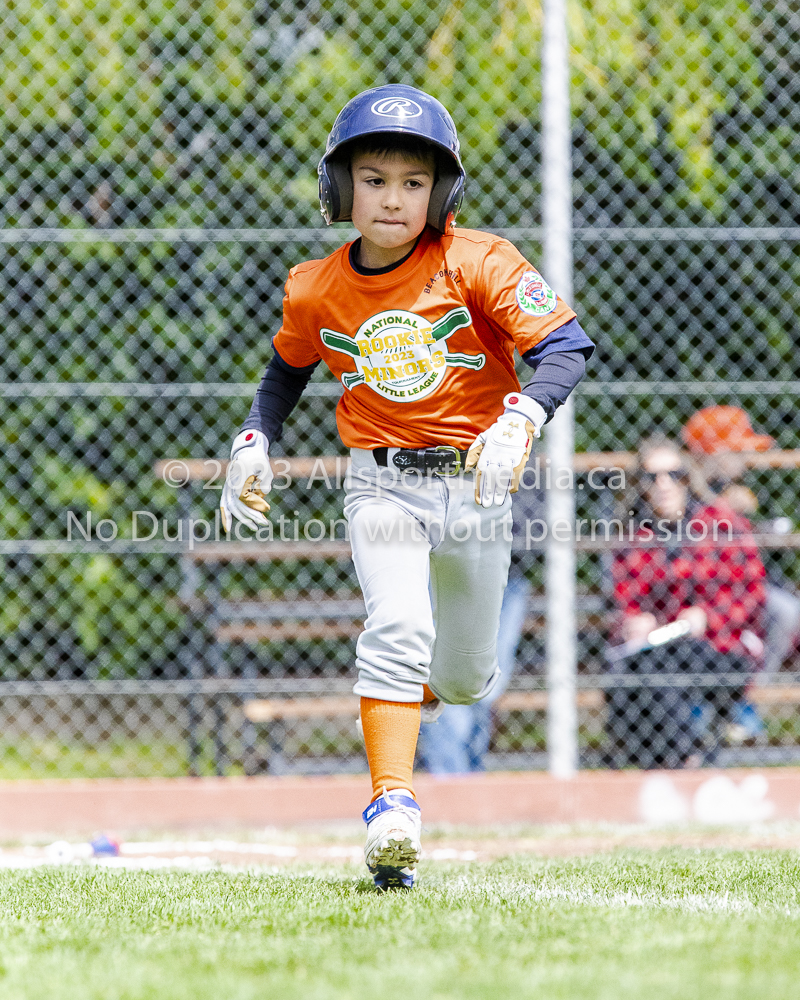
top-left (344, 448), bottom-right (513, 704)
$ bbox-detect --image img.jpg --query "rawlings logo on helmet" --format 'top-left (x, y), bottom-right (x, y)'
top-left (371, 98), bottom-right (423, 119)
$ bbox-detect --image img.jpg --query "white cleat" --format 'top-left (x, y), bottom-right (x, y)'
top-left (362, 787), bottom-right (422, 890)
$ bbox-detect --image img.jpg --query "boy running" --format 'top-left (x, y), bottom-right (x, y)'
top-left (220, 85), bottom-right (594, 890)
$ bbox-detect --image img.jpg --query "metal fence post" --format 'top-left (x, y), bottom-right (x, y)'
top-left (542, 0), bottom-right (578, 777)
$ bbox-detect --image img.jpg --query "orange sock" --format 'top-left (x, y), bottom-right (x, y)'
top-left (422, 684), bottom-right (437, 704)
top-left (360, 697), bottom-right (420, 801)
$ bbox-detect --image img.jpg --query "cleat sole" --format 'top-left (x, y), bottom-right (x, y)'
top-left (366, 834), bottom-right (421, 873)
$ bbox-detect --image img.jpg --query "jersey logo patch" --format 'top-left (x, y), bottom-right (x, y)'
top-left (320, 307), bottom-right (484, 402)
top-left (515, 270), bottom-right (557, 316)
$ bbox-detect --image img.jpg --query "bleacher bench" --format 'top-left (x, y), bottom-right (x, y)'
top-left (242, 685), bottom-right (800, 725)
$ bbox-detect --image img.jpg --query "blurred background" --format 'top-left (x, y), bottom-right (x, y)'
top-left (1, 0), bottom-right (798, 778)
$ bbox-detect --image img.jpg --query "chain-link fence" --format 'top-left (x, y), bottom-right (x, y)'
top-left (1, 0), bottom-right (798, 777)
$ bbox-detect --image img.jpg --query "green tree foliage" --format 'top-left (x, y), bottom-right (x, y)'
top-left (570, 0), bottom-right (765, 208)
top-left (0, 0), bottom-right (797, 679)
top-left (0, 0), bottom-right (790, 225)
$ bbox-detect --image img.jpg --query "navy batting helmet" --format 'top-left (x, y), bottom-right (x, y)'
top-left (318, 85), bottom-right (465, 234)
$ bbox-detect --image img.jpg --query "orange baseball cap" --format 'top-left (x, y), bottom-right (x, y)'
top-left (682, 405), bottom-right (774, 455)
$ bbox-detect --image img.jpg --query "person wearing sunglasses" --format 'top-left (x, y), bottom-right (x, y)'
top-left (682, 405), bottom-right (800, 684)
top-left (606, 436), bottom-right (768, 768)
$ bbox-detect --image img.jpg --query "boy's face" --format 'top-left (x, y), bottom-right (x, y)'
top-left (350, 150), bottom-right (435, 253)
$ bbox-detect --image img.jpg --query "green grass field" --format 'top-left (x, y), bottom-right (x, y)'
top-left (1, 848), bottom-right (799, 1000)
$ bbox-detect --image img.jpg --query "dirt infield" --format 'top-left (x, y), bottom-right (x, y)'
top-left (1, 767), bottom-right (800, 838)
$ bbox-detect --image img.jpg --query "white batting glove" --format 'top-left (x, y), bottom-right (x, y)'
top-left (220, 429), bottom-right (272, 532)
top-left (465, 394), bottom-right (546, 508)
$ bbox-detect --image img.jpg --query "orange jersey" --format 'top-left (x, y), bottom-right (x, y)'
top-left (272, 226), bottom-right (577, 450)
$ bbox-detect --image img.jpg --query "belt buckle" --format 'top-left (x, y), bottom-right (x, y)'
top-left (434, 445), bottom-right (461, 476)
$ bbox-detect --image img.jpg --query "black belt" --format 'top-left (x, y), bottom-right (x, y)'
top-left (373, 445), bottom-right (468, 476)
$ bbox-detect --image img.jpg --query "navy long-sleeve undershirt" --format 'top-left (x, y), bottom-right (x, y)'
top-left (241, 352), bottom-right (320, 442)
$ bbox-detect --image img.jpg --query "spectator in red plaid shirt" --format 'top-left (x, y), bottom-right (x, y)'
top-left (615, 437), bottom-right (767, 659)
top-left (607, 437), bottom-right (767, 767)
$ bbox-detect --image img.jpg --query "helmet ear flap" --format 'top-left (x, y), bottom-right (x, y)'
top-left (428, 170), bottom-right (464, 234)
top-left (318, 156), bottom-right (353, 224)
top-left (318, 164), bottom-right (336, 224)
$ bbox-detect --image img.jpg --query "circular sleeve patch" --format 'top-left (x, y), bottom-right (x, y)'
top-left (515, 270), bottom-right (558, 316)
